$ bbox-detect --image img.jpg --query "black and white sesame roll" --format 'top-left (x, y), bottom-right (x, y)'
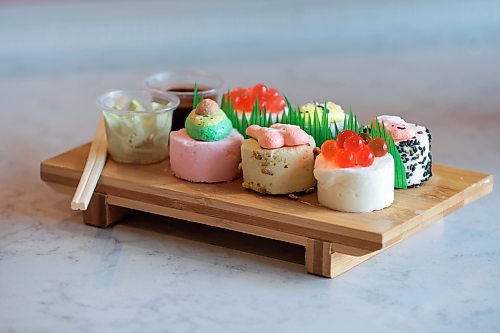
top-left (375, 115), bottom-right (432, 187)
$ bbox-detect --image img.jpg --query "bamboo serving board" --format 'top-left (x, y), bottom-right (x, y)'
top-left (40, 143), bottom-right (493, 278)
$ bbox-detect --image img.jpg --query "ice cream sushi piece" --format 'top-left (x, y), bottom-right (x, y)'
top-left (300, 101), bottom-right (346, 134)
top-left (376, 115), bottom-right (432, 187)
top-left (314, 153), bottom-right (394, 213)
top-left (241, 124), bottom-right (316, 195)
top-left (169, 99), bottom-right (244, 183)
top-left (313, 131), bottom-right (394, 213)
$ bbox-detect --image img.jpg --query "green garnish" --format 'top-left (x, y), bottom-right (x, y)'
top-left (192, 82), bottom-right (203, 109)
top-left (219, 92), bottom-right (333, 145)
top-left (127, 100), bottom-right (145, 111)
top-left (113, 99), bottom-right (166, 112)
top-left (151, 102), bottom-right (167, 111)
top-left (370, 120), bottom-right (408, 189)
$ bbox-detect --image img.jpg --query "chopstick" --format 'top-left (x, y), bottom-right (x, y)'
top-left (71, 115), bottom-right (108, 210)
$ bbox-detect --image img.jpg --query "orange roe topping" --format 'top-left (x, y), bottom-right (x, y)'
top-left (228, 84), bottom-right (286, 114)
top-left (321, 139), bottom-right (337, 161)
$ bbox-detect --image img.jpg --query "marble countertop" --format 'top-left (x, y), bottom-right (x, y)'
top-left (1, 1), bottom-right (499, 332)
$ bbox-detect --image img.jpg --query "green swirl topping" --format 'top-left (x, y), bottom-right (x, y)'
top-left (185, 99), bottom-right (233, 141)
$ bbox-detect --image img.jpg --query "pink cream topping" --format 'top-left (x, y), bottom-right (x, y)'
top-left (376, 115), bottom-right (415, 142)
top-left (246, 124), bottom-right (309, 149)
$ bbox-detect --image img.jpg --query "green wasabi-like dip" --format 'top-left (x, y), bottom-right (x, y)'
top-left (185, 99), bottom-right (233, 141)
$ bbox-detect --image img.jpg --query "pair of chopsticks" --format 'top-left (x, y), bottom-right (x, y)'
top-left (71, 116), bottom-right (108, 210)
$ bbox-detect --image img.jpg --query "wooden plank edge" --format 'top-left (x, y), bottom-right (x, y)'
top-left (382, 173), bottom-right (494, 247)
top-left (41, 158), bottom-right (384, 245)
top-left (106, 195), bottom-right (381, 256)
top-left (107, 195), bottom-right (308, 246)
top-left (463, 174), bottom-right (494, 205)
top-left (40, 168), bottom-right (383, 253)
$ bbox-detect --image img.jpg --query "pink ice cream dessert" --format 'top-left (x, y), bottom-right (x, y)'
top-left (169, 99), bottom-right (244, 183)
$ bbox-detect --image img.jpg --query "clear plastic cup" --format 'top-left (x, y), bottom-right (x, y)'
top-left (145, 70), bottom-right (224, 131)
top-left (97, 89), bottom-right (180, 164)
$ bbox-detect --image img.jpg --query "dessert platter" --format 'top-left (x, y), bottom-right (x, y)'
top-left (40, 72), bottom-right (493, 278)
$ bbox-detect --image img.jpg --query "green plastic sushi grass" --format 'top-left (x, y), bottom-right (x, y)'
top-left (220, 92), bottom-right (333, 145)
top-left (197, 86), bottom-right (407, 189)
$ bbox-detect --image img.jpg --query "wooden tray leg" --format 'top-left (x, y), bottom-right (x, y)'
top-left (305, 239), bottom-right (379, 278)
top-left (306, 239), bottom-right (334, 277)
top-left (82, 193), bottom-right (134, 228)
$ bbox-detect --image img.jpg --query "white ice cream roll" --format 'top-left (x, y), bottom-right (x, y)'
top-left (314, 153), bottom-right (395, 213)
